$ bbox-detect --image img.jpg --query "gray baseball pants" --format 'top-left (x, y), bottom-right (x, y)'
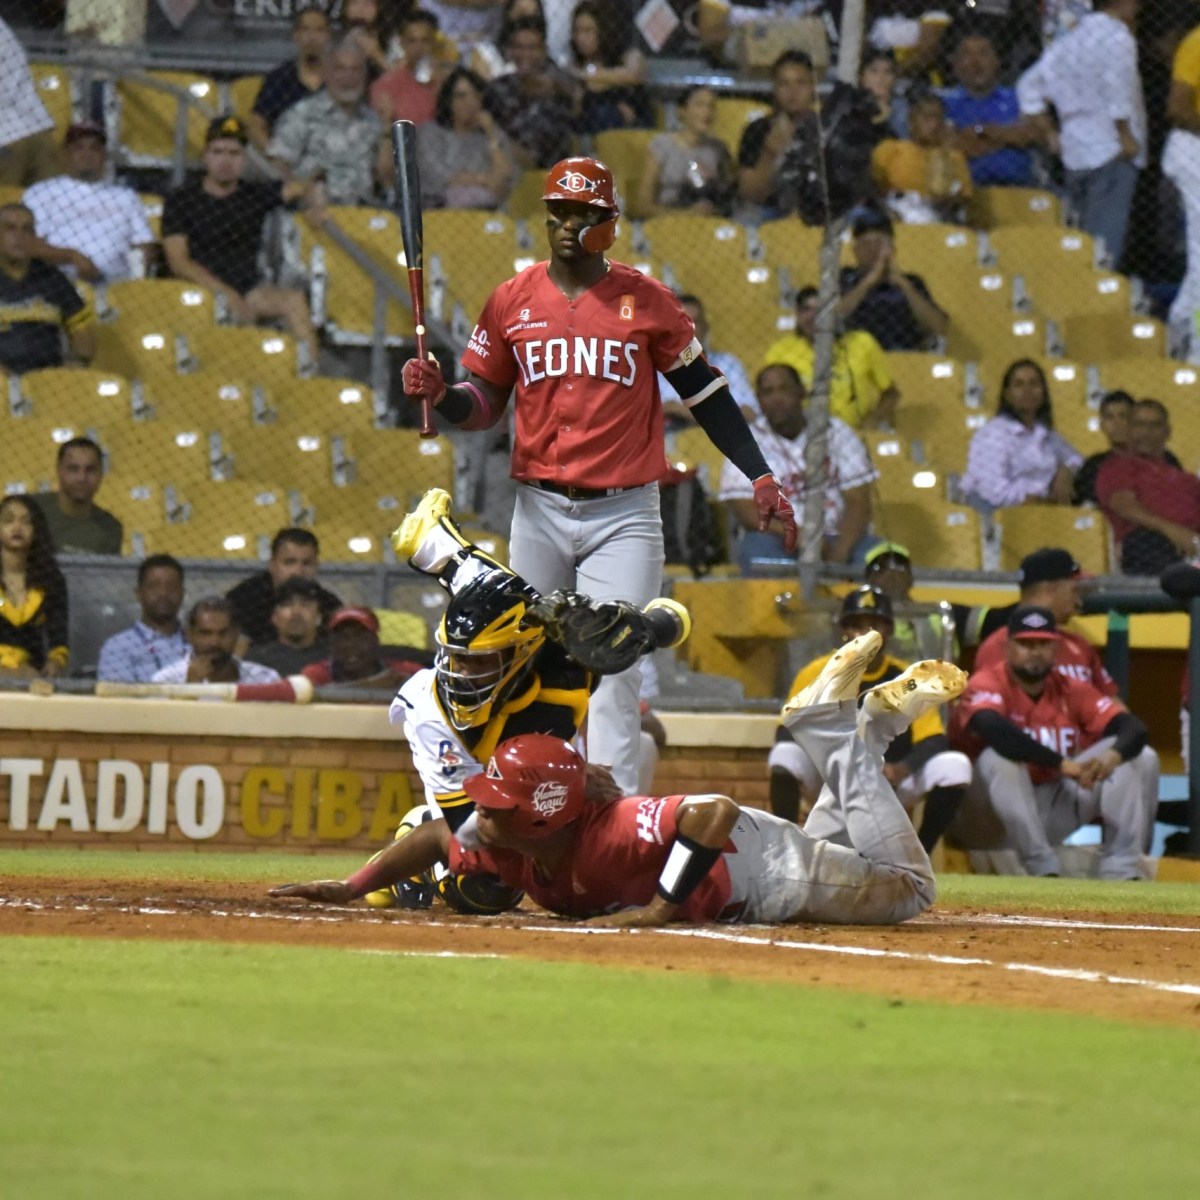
top-left (509, 481), bottom-right (664, 796)
top-left (733, 698), bottom-right (935, 924)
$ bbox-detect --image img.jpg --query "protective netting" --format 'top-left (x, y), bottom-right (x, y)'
top-left (1, 0), bottom-right (1197, 704)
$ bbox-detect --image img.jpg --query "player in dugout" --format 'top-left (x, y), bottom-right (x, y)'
top-left (299, 487), bottom-right (690, 912)
top-left (271, 630), bottom-right (966, 926)
top-left (399, 154), bottom-right (796, 802)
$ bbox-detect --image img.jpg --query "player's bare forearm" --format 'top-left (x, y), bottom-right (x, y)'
top-left (269, 819), bottom-right (450, 902)
top-left (590, 895), bottom-right (679, 928)
top-left (677, 794), bottom-right (739, 848)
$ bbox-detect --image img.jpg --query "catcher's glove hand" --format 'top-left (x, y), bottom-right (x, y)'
top-left (527, 590), bottom-right (656, 674)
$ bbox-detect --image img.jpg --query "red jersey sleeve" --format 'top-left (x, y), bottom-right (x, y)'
top-left (640, 275), bottom-right (697, 372)
top-left (956, 668), bottom-right (1011, 718)
top-left (460, 280), bottom-right (519, 390)
top-left (448, 838), bottom-right (527, 889)
top-left (1069, 682), bottom-right (1126, 742)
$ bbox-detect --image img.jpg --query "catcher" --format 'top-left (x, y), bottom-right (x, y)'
top-left (271, 631), bottom-right (963, 926)
top-left (364, 487), bottom-right (689, 912)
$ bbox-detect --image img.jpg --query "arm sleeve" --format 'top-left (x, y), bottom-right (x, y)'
top-left (737, 118), bottom-right (769, 168)
top-left (1107, 31), bottom-right (1139, 122)
top-left (967, 709), bottom-right (1064, 768)
top-left (160, 190), bottom-right (187, 240)
top-left (1101, 711), bottom-right (1148, 761)
top-left (44, 571), bottom-right (70, 666)
top-left (1016, 57), bottom-right (1049, 115)
top-left (687, 386), bottom-right (772, 483)
top-left (51, 271), bottom-right (89, 328)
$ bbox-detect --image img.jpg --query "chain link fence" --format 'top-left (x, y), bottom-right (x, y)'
top-left (2, 1), bottom-right (1198, 712)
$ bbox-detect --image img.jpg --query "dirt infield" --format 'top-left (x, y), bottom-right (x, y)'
top-left (5, 877), bottom-right (1200, 1028)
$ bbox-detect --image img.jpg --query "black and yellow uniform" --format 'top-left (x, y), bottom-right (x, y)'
top-left (0, 569), bottom-right (69, 672)
top-left (0, 259), bottom-right (92, 375)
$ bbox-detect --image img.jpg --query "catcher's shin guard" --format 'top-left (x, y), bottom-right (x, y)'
top-left (363, 805), bottom-right (437, 909)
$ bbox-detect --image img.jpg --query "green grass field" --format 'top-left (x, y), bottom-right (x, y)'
top-left (2, 851), bottom-right (1199, 1199)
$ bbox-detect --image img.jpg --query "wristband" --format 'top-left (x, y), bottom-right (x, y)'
top-left (655, 833), bottom-right (722, 904)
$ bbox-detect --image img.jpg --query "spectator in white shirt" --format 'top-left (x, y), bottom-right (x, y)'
top-left (959, 358), bottom-right (1083, 514)
top-left (660, 292), bottom-right (758, 427)
top-left (152, 596), bottom-right (281, 686)
top-left (0, 17), bottom-right (59, 187)
top-left (1016, 0), bottom-right (1145, 266)
top-left (23, 122), bottom-right (157, 283)
top-left (718, 363), bottom-right (877, 571)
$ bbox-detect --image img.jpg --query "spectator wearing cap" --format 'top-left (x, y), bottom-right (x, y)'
top-left (943, 29), bottom-right (1038, 188)
top-left (763, 285), bottom-right (899, 429)
top-left (226, 527), bottom-right (343, 651)
top-left (958, 358), bottom-right (1081, 514)
top-left (1096, 398), bottom-right (1200, 576)
top-left (245, 577), bottom-right (331, 676)
top-left (268, 39), bottom-right (391, 204)
top-left (948, 605), bottom-right (1156, 879)
top-left (0, 17), bottom-right (60, 187)
top-left (153, 597), bottom-right (283, 685)
top-left (837, 208), bottom-right (947, 351)
top-left (162, 115), bottom-right (318, 363)
top-left (0, 202), bottom-right (95, 376)
top-left (32, 436), bottom-right (123, 555)
top-left (862, 539), bottom-right (975, 661)
top-left (301, 607), bottom-right (429, 693)
top-left (718, 363), bottom-right (877, 570)
top-left (97, 555), bottom-right (187, 683)
top-left (22, 122), bottom-right (157, 284)
top-left (248, 7), bottom-right (332, 151)
top-left (768, 585), bottom-right (971, 852)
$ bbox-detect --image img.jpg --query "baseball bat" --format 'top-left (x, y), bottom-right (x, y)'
top-left (94, 677), bottom-right (314, 704)
top-left (391, 119), bottom-right (436, 439)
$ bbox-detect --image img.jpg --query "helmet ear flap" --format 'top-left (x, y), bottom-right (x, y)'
top-left (579, 216), bottom-right (617, 254)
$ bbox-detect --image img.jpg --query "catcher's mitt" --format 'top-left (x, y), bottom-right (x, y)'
top-left (527, 590), bottom-right (657, 674)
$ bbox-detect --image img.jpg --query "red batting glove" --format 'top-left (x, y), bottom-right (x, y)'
top-left (752, 474), bottom-right (798, 553)
top-left (401, 356), bottom-right (447, 407)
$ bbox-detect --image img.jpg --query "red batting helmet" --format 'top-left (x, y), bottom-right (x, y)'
top-left (463, 734), bottom-right (587, 839)
top-left (542, 156), bottom-right (620, 253)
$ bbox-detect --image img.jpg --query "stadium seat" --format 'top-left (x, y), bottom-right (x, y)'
top-left (225, 75), bottom-right (264, 122)
top-left (934, 269), bottom-right (1020, 363)
top-left (672, 425), bottom-right (729, 493)
top-left (506, 168), bottom-right (549, 223)
top-left (969, 187), bottom-right (1062, 228)
top-left (102, 476), bottom-right (172, 534)
top-left (103, 423), bottom-right (216, 486)
top-left (1, 415), bottom-right (73, 487)
top-left (375, 608), bottom-right (428, 649)
top-left (105, 279), bottom-right (216, 335)
top-left (642, 214), bottom-right (750, 298)
top-left (594, 129), bottom-right (659, 219)
top-left (142, 372), bottom-right (263, 429)
top-left (0, 184), bottom-right (25, 208)
top-left (117, 71), bottom-right (219, 164)
top-left (18, 368), bottom-right (137, 426)
top-left (862, 431), bottom-right (928, 503)
top-left (184, 327), bottom-right (304, 389)
top-left (975, 358), bottom-right (1088, 409)
top-left (343, 430), bottom-right (456, 501)
top-left (271, 377), bottom-right (377, 433)
top-left (217, 425), bottom-right (335, 489)
top-left (145, 519), bottom-right (267, 561)
top-left (995, 505), bottom-right (1109, 575)
top-left (885, 352), bottom-right (965, 410)
top-left (709, 97), bottom-right (770, 157)
top-left (424, 209), bottom-right (523, 321)
top-left (894, 224), bottom-right (983, 286)
top-left (703, 267), bottom-right (788, 368)
top-left (876, 499), bottom-right (983, 570)
top-left (29, 63), bottom-right (75, 138)
top-left (138, 192), bottom-right (164, 242)
top-left (315, 521), bottom-right (389, 563)
top-left (894, 402), bottom-right (975, 474)
top-left (1060, 314), bottom-right (1167, 362)
top-left (1097, 358), bottom-right (1200, 406)
top-left (462, 527), bottom-right (510, 565)
top-left (93, 322), bottom-right (187, 384)
top-left (756, 219), bottom-right (824, 276)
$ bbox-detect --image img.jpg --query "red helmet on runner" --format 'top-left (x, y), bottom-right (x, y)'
top-left (464, 734), bottom-right (587, 839)
top-left (542, 156), bottom-right (620, 253)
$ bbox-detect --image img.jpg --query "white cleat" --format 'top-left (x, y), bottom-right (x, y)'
top-left (861, 660), bottom-right (968, 723)
top-left (781, 630), bottom-right (882, 719)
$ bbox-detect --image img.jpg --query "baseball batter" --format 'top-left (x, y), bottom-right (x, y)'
top-left (271, 631), bottom-right (966, 927)
top-left (401, 155), bottom-right (796, 795)
top-left (949, 605), bottom-right (1157, 879)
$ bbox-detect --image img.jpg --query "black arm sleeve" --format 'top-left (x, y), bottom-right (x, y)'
top-left (44, 569), bottom-right (70, 662)
top-left (684, 385), bottom-right (771, 483)
top-left (967, 710), bottom-right (1064, 769)
top-left (904, 732), bottom-right (948, 775)
top-left (437, 385), bottom-right (474, 425)
top-left (1101, 711), bottom-right (1148, 761)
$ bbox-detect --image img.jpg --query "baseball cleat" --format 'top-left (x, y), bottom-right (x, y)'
top-left (781, 630), bottom-right (882, 718)
top-left (861, 660), bottom-right (967, 723)
top-left (391, 488), bottom-right (454, 560)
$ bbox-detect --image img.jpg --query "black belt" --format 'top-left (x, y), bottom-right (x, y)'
top-left (531, 481), bottom-right (642, 501)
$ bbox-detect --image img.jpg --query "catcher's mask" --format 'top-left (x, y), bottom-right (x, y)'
top-left (464, 734), bottom-right (587, 839)
top-left (435, 569), bottom-right (545, 730)
top-left (543, 156), bottom-right (620, 253)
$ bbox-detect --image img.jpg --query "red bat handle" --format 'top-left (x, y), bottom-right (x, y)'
top-left (406, 265), bottom-right (435, 439)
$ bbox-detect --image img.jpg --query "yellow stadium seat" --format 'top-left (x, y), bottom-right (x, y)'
top-left (375, 608), bottom-right (428, 649)
top-left (594, 129), bottom-right (659, 220)
top-left (996, 505), bottom-right (1109, 575)
top-left (641, 214), bottom-right (751, 300)
top-left (105, 279), bottom-right (216, 335)
top-left (18, 368), bottom-right (137, 426)
top-left (302, 207), bottom-right (415, 343)
top-left (1097, 358), bottom-right (1200, 405)
top-left (975, 358), bottom-right (1088, 408)
top-left (93, 322), bottom-right (187, 384)
top-left (931, 269), bottom-right (1017, 362)
top-left (271, 376), bottom-right (377, 434)
top-left (3, 413), bottom-right (104, 470)
top-left (894, 224), bottom-right (982, 286)
top-left (709, 97), bottom-right (770, 157)
top-left (184, 327), bottom-right (304, 389)
top-left (885, 352), bottom-right (965, 410)
top-left (756, 218), bottom-right (824, 278)
top-left (673, 425), bottom-right (728, 492)
top-left (217, 425), bottom-right (335, 489)
top-left (895, 403), bottom-right (975, 474)
top-left (969, 187), bottom-right (1062, 228)
top-left (225, 75), bottom-right (264, 122)
top-left (344, 430), bottom-right (456, 500)
top-left (103, 423), bottom-right (215, 486)
top-left (147, 519), bottom-right (267, 561)
top-left (139, 192), bottom-right (164, 242)
top-left (117, 71), bottom-right (219, 164)
top-left (424, 209), bottom-right (523, 322)
top-left (506, 168), bottom-right (549, 223)
top-left (0, 184), bottom-right (25, 208)
top-left (142, 372), bottom-right (264, 429)
top-left (102, 476), bottom-right (172, 535)
top-left (876, 499), bottom-right (983, 571)
top-left (461, 527), bottom-right (509, 565)
top-left (949, 309), bottom-right (1047, 370)
top-left (29, 63), bottom-right (75, 138)
top-left (704, 267), bottom-right (788, 368)
top-left (316, 522), bottom-right (389, 564)
top-left (1060, 314), bottom-right (1167, 362)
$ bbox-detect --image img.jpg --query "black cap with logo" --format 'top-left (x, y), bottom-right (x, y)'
top-left (1019, 548), bottom-right (1082, 586)
top-left (839, 585), bottom-right (895, 625)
